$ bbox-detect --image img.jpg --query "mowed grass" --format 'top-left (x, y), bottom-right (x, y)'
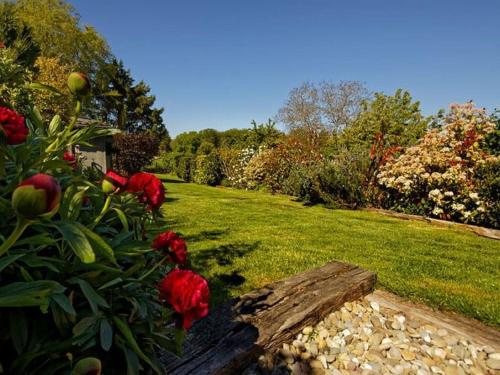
top-left (157, 175), bottom-right (500, 326)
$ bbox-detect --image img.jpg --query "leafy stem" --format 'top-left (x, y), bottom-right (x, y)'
top-left (0, 217), bottom-right (32, 257)
top-left (91, 195), bottom-right (112, 228)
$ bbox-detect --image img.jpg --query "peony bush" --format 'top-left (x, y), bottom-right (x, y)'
top-left (0, 65), bottom-right (209, 373)
top-left (377, 103), bottom-right (499, 228)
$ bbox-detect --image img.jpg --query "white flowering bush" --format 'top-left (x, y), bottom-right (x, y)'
top-left (377, 103), bottom-right (499, 228)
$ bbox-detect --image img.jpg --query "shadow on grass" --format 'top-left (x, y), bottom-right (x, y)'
top-left (184, 229), bottom-right (228, 243)
top-left (163, 196), bottom-right (179, 203)
top-left (189, 241), bottom-right (260, 305)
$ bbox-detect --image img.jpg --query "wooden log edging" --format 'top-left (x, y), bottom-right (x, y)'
top-left (364, 208), bottom-right (500, 240)
top-left (163, 262), bottom-right (376, 375)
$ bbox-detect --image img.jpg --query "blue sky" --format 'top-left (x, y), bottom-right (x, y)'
top-left (70, 0), bottom-right (500, 136)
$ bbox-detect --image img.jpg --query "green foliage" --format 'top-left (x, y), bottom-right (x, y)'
top-left (341, 89), bottom-right (428, 151)
top-left (317, 148), bottom-right (369, 208)
top-left (13, 0), bottom-right (110, 75)
top-left (0, 48), bottom-right (32, 113)
top-left (0, 2), bottom-right (40, 68)
top-left (193, 153), bottom-right (222, 186)
top-left (93, 58), bottom-right (168, 138)
top-left (112, 132), bottom-right (160, 175)
top-left (174, 154), bottom-right (195, 182)
top-left (483, 109), bottom-right (500, 155)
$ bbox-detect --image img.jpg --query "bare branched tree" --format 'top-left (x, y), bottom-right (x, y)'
top-left (277, 81), bottom-right (370, 135)
top-left (320, 81), bottom-right (370, 133)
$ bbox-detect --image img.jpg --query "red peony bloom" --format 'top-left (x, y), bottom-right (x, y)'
top-left (158, 269), bottom-right (209, 329)
top-left (12, 173), bottom-right (61, 219)
top-left (127, 172), bottom-right (165, 210)
top-left (63, 151), bottom-right (77, 170)
top-left (102, 170), bottom-right (128, 194)
top-left (0, 106), bottom-right (28, 145)
top-left (152, 231), bottom-right (187, 265)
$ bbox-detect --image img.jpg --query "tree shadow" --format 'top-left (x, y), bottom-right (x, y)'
top-left (163, 196), bottom-right (179, 203)
top-left (190, 241), bottom-right (260, 269)
top-left (189, 241), bottom-right (260, 306)
top-left (184, 229), bottom-right (228, 243)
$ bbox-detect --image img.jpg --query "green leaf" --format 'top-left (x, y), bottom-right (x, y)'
top-left (73, 223), bottom-right (116, 263)
top-left (112, 317), bottom-right (161, 374)
top-left (73, 278), bottom-right (109, 313)
top-left (9, 310), bottom-right (28, 354)
top-left (122, 346), bottom-right (140, 375)
top-left (28, 82), bottom-right (64, 96)
top-left (13, 234), bottom-right (56, 247)
top-left (50, 293), bottom-right (76, 315)
top-left (48, 115), bottom-right (62, 135)
top-left (57, 223), bottom-right (95, 263)
top-left (112, 208), bottom-right (129, 232)
top-left (28, 107), bottom-right (44, 130)
top-left (19, 255), bottom-right (62, 273)
top-left (99, 319), bottom-right (113, 351)
top-left (72, 317), bottom-right (98, 347)
top-left (67, 188), bottom-right (88, 221)
top-left (0, 281), bottom-right (65, 308)
top-left (0, 254), bottom-right (24, 273)
top-left (97, 277), bottom-right (123, 291)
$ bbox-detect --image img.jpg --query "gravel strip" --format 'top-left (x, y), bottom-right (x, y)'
top-left (245, 298), bottom-right (499, 375)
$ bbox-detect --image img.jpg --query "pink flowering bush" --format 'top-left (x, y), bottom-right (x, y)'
top-left (377, 103), bottom-right (499, 228)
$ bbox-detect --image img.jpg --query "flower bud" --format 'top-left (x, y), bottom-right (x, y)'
top-left (12, 174), bottom-right (61, 219)
top-left (102, 170), bottom-right (128, 194)
top-left (72, 357), bottom-right (102, 375)
top-left (67, 72), bottom-right (91, 97)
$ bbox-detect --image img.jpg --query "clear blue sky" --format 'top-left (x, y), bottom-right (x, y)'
top-left (70, 0), bottom-right (500, 136)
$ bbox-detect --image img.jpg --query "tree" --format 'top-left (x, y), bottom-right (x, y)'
top-left (249, 119), bottom-right (283, 147)
top-left (13, 0), bottom-right (109, 75)
top-left (342, 89), bottom-right (428, 150)
top-left (277, 81), bottom-right (369, 135)
top-left (319, 81), bottom-right (370, 133)
top-left (0, 2), bottom-right (40, 68)
top-left (32, 56), bottom-right (73, 120)
top-left (93, 59), bottom-right (168, 137)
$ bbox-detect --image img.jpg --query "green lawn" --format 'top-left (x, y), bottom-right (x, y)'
top-left (157, 175), bottom-right (500, 326)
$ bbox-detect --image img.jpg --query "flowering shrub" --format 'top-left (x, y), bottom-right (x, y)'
top-left (377, 103), bottom-right (499, 227)
top-left (0, 67), bottom-right (209, 373)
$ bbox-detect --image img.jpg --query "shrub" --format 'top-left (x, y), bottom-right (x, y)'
top-left (0, 66), bottom-right (210, 373)
top-left (175, 154), bottom-right (195, 182)
top-left (378, 103), bottom-right (499, 227)
top-left (282, 164), bottom-right (322, 204)
top-left (112, 132), bottom-right (160, 175)
top-left (193, 152), bottom-right (222, 186)
top-left (317, 148), bottom-right (370, 208)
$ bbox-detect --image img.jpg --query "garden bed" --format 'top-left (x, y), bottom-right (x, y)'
top-left (363, 208), bottom-right (500, 240)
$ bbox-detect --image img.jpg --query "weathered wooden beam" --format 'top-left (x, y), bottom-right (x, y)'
top-left (162, 262), bottom-right (376, 375)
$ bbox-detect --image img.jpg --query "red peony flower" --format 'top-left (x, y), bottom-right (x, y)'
top-left (12, 173), bottom-right (61, 219)
top-left (63, 151), bottom-right (77, 170)
top-left (102, 170), bottom-right (128, 194)
top-left (127, 172), bottom-right (165, 210)
top-left (158, 269), bottom-right (209, 329)
top-left (0, 106), bottom-right (28, 145)
top-left (152, 231), bottom-right (187, 265)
